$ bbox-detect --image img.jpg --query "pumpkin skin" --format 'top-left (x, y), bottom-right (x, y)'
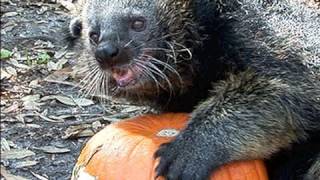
top-left (72, 113), bottom-right (268, 180)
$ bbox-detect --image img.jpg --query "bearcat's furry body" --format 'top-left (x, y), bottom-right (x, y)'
top-left (68, 0), bottom-right (320, 179)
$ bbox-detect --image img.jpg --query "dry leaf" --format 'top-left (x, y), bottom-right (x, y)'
top-left (35, 146), bottom-right (70, 154)
top-left (0, 68), bottom-right (12, 80)
top-left (41, 95), bottom-right (94, 107)
top-left (74, 129), bottom-right (95, 138)
top-left (47, 58), bottom-right (68, 71)
top-left (0, 0), bottom-right (11, 4)
top-left (21, 95), bottom-right (43, 111)
top-left (29, 79), bottom-right (40, 88)
top-left (2, 102), bottom-right (19, 114)
top-left (9, 59), bottom-right (31, 69)
top-left (1, 166), bottom-right (29, 180)
top-left (14, 161), bottom-right (39, 169)
top-left (1, 25), bottom-right (15, 34)
top-left (15, 114), bottom-right (26, 123)
top-left (26, 124), bottom-right (41, 129)
top-left (1, 138), bottom-right (11, 151)
top-left (2, 12), bottom-right (18, 17)
top-left (73, 98), bottom-right (95, 107)
top-left (57, 0), bottom-right (76, 11)
top-left (30, 171), bottom-right (48, 180)
top-left (54, 49), bottom-right (67, 59)
top-left (5, 66), bottom-right (17, 77)
top-left (2, 149), bottom-right (35, 160)
top-left (63, 125), bottom-right (94, 139)
top-left (49, 114), bottom-right (76, 120)
top-left (44, 67), bottom-right (73, 84)
top-left (121, 106), bottom-right (141, 113)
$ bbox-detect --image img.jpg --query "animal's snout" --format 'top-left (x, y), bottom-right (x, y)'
top-left (95, 42), bottom-right (120, 64)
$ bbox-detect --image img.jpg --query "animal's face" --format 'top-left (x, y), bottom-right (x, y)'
top-left (70, 0), bottom-right (200, 103)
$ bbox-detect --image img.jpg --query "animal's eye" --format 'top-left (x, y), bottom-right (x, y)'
top-left (89, 31), bottom-right (100, 44)
top-left (131, 17), bottom-right (146, 32)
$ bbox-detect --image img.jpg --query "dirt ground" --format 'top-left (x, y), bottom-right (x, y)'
top-left (0, 1), bottom-right (149, 179)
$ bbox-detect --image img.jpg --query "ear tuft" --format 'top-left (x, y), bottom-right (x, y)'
top-left (61, 17), bottom-right (82, 49)
top-left (69, 17), bottom-right (82, 38)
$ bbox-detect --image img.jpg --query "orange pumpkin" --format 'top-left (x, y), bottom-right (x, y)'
top-left (72, 113), bottom-right (268, 180)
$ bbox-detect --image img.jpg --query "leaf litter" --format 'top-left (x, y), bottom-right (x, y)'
top-left (0, 0), bottom-right (150, 179)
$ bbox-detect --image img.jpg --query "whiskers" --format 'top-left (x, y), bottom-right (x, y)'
top-left (77, 61), bottom-right (111, 103)
top-left (76, 33), bottom-right (193, 105)
top-left (133, 40), bottom-right (191, 99)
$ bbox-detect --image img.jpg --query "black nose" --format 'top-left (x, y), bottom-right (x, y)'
top-left (95, 42), bottom-right (120, 64)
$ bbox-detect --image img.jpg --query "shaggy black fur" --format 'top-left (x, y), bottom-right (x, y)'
top-left (67, 0), bottom-right (320, 179)
top-left (266, 134), bottom-right (320, 180)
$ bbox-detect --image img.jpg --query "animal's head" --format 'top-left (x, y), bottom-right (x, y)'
top-left (69, 0), bottom-right (202, 104)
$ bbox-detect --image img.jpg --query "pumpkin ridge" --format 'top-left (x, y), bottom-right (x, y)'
top-left (226, 165), bottom-right (232, 180)
top-left (255, 160), bottom-right (268, 180)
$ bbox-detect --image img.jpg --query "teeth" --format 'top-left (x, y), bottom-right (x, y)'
top-left (112, 68), bottom-right (135, 87)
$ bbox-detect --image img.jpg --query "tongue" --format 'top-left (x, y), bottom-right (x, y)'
top-left (112, 68), bottom-right (134, 87)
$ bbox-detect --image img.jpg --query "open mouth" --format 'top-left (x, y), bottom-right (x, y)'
top-left (109, 54), bottom-right (151, 88)
top-left (111, 66), bottom-right (139, 88)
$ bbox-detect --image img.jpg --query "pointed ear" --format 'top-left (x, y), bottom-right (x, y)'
top-left (69, 17), bottom-right (82, 38)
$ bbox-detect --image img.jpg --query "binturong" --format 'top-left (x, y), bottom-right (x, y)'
top-left (66, 0), bottom-right (320, 179)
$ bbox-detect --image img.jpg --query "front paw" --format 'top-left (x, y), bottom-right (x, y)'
top-left (154, 134), bottom-right (216, 180)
